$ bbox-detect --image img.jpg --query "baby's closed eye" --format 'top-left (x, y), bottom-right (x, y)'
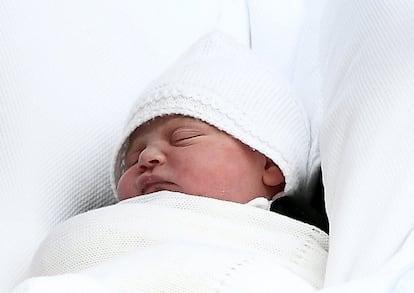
top-left (171, 129), bottom-right (204, 145)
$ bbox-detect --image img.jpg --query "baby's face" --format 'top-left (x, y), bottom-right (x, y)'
top-left (117, 115), bottom-right (284, 203)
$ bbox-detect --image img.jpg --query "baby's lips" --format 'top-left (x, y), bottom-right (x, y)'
top-left (138, 174), bottom-right (173, 194)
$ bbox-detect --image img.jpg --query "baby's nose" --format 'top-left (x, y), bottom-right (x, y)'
top-left (137, 146), bottom-right (165, 172)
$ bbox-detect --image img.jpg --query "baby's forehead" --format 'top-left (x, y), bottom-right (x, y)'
top-left (129, 114), bottom-right (213, 140)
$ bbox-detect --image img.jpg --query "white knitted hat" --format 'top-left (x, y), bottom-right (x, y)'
top-left (111, 31), bottom-right (310, 199)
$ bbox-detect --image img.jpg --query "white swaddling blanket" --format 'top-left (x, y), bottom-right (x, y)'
top-left (20, 191), bottom-right (328, 292)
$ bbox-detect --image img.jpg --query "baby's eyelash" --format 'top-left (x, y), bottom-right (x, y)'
top-left (171, 130), bottom-right (203, 143)
top-left (176, 134), bottom-right (201, 141)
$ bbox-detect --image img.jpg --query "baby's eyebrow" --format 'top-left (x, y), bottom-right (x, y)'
top-left (178, 118), bottom-right (212, 129)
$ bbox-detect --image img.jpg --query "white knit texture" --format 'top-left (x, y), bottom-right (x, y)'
top-left (319, 0), bottom-right (414, 286)
top-left (26, 191), bottom-right (328, 291)
top-left (111, 31), bottom-right (311, 198)
top-left (14, 247), bottom-right (319, 293)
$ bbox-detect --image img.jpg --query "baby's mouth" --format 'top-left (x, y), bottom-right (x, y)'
top-left (138, 175), bottom-right (175, 195)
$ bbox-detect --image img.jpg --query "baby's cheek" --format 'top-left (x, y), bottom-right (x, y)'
top-left (178, 162), bottom-right (219, 193)
top-left (117, 172), bottom-right (138, 200)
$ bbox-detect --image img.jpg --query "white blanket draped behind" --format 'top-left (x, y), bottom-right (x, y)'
top-left (318, 0), bottom-right (414, 290)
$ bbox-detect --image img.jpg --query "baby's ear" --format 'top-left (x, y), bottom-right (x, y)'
top-left (262, 158), bottom-right (285, 188)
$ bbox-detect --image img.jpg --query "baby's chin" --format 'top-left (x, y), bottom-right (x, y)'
top-left (137, 188), bottom-right (213, 202)
top-left (140, 182), bottom-right (182, 195)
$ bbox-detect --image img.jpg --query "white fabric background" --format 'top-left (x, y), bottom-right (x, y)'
top-left (318, 0), bottom-right (414, 291)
